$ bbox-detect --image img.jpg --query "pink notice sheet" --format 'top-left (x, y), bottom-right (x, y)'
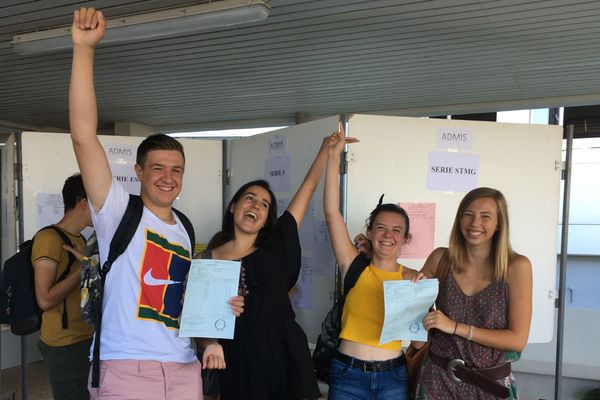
top-left (398, 202), bottom-right (436, 259)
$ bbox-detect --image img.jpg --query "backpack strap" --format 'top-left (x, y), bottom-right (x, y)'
top-left (342, 253), bottom-right (370, 296)
top-left (433, 250), bottom-right (451, 307)
top-left (42, 226), bottom-right (76, 280)
top-left (101, 195), bottom-right (144, 280)
top-left (173, 207), bottom-right (195, 255)
top-left (40, 226), bottom-right (77, 329)
top-left (199, 248), bottom-right (212, 259)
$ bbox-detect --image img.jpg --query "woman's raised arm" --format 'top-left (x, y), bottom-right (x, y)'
top-left (323, 127), bottom-right (360, 277)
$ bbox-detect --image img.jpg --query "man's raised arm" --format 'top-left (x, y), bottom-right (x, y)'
top-left (69, 8), bottom-right (112, 211)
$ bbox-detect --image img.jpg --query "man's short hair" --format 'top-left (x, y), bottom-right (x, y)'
top-left (62, 173), bottom-right (87, 212)
top-left (136, 134), bottom-right (185, 167)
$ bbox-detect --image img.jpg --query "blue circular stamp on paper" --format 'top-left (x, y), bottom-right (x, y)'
top-left (214, 319), bottom-right (226, 330)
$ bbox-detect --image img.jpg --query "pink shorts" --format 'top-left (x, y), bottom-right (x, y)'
top-left (88, 359), bottom-right (202, 400)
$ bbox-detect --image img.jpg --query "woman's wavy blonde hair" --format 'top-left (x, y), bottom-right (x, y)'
top-left (448, 187), bottom-right (515, 281)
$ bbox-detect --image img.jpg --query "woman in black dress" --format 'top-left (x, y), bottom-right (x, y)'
top-left (202, 126), bottom-right (355, 399)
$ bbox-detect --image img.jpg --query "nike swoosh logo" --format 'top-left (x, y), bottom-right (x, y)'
top-left (143, 269), bottom-right (183, 286)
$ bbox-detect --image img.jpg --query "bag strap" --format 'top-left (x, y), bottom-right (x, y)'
top-left (42, 226), bottom-right (76, 280)
top-left (200, 248), bottom-right (211, 259)
top-left (434, 250), bottom-right (451, 291)
top-left (173, 206), bottom-right (195, 254)
top-left (342, 253), bottom-right (370, 296)
top-left (40, 226), bottom-right (77, 329)
top-left (101, 194), bottom-right (144, 280)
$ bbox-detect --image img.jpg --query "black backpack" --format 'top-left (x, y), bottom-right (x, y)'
top-left (312, 253), bottom-right (370, 382)
top-left (90, 194), bottom-right (195, 388)
top-left (0, 226), bottom-right (76, 336)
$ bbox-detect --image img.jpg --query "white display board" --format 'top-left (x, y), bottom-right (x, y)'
top-left (20, 131), bottom-right (222, 246)
top-left (229, 116), bottom-right (340, 342)
top-left (346, 114), bottom-right (562, 343)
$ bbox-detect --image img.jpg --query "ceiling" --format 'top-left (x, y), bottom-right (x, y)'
top-left (2, 0), bottom-right (600, 135)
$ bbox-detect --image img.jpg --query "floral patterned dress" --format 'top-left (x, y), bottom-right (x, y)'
top-left (416, 268), bottom-right (520, 400)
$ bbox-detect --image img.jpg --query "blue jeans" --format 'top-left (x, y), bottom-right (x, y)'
top-left (328, 356), bottom-right (408, 400)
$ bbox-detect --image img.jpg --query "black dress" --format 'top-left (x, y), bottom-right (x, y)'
top-left (219, 211), bottom-right (321, 400)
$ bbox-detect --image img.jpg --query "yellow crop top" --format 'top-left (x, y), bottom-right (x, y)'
top-left (339, 263), bottom-right (404, 350)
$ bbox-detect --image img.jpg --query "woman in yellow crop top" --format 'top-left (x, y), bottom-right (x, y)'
top-left (324, 128), bottom-right (424, 400)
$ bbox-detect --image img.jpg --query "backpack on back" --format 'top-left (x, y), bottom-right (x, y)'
top-left (0, 226), bottom-right (75, 336)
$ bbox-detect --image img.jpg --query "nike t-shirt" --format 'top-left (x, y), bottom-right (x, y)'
top-left (90, 180), bottom-right (196, 363)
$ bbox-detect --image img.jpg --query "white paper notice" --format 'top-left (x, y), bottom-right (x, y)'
top-left (264, 154), bottom-right (292, 193)
top-left (36, 192), bottom-right (63, 230)
top-left (299, 198), bottom-right (316, 250)
top-left (102, 142), bottom-right (137, 163)
top-left (437, 127), bottom-right (474, 149)
top-left (291, 256), bottom-right (313, 309)
top-left (268, 134), bottom-right (288, 156)
top-left (313, 220), bottom-right (335, 276)
top-left (427, 151), bottom-right (479, 192)
top-left (102, 142), bottom-right (140, 194)
top-left (379, 279), bottom-right (439, 344)
top-left (109, 163), bottom-right (140, 195)
top-left (179, 259), bottom-right (241, 339)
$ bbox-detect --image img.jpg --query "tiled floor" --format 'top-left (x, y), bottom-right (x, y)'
top-left (1, 361), bottom-right (52, 400)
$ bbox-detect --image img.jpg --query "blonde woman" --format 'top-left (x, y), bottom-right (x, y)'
top-left (416, 187), bottom-right (532, 399)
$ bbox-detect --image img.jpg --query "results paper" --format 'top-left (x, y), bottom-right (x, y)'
top-left (179, 259), bottom-right (241, 339)
top-left (379, 279), bottom-right (439, 344)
